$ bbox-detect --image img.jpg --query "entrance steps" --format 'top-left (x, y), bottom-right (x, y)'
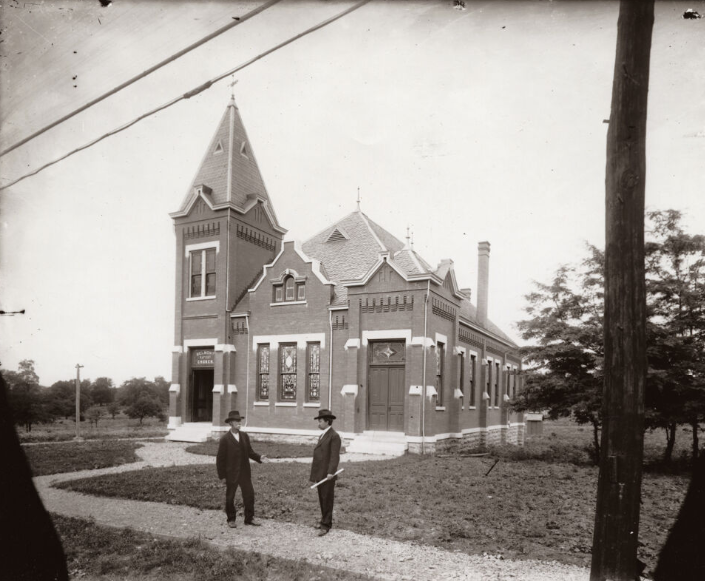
top-left (166, 422), bottom-right (213, 443)
top-left (346, 431), bottom-right (407, 456)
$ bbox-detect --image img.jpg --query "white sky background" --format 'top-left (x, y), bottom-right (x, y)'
top-left (1, 0), bottom-right (704, 387)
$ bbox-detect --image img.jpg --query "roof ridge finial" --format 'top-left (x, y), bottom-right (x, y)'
top-left (411, 230), bottom-right (414, 250)
top-left (405, 226), bottom-right (410, 249)
top-left (356, 187), bottom-right (361, 212)
top-left (228, 76), bottom-right (238, 103)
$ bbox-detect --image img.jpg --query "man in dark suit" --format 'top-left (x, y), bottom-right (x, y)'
top-left (309, 409), bottom-right (341, 536)
top-left (216, 410), bottom-right (268, 528)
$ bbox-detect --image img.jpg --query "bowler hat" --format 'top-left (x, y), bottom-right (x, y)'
top-left (313, 409), bottom-right (336, 421)
top-left (225, 410), bottom-right (245, 423)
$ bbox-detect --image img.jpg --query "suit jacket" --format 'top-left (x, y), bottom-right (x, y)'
top-left (216, 430), bottom-right (261, 484)
top-left (310, 428), bottom-right (341, 482)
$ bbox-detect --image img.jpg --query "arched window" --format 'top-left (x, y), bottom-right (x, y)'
top-left (285, 276), bottom-right (295, 301)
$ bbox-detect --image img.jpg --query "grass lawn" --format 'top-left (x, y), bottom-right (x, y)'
top-left (18, 415), bottom-right (168, 443)
top-left (187, 439), bottom-right (315, 459)
top-left (24, 440), bottom-right (142, 476)
top-left (56, 419), bottom-right (695, 574)
top-left (53, 514), bottom-right (374, 581)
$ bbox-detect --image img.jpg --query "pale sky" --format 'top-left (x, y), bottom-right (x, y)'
top-left (1, 0), bottom-right (704, 387)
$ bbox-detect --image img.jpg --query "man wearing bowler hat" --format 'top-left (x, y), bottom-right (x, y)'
top-left (216, 410), bottom-right (268, 528)
top-left (310, 409), bottom-right (341, 536)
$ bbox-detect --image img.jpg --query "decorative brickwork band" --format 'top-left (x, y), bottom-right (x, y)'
top-left (184, 222), bottom-right (220, 239)
top-left (231, 320), bottom-right (249, 335)
top-left (360, 295), bottom-right (414, 314)
top-left (458, 328), bottom-right (484, 349)
top-left (236, 224), bottom-right (276, 251)
top-left (332, 315), bottom-right (349, 330)
top-left (431, 297), bottom-right (456, 321)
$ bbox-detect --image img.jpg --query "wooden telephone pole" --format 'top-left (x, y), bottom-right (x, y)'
top-left (590, 2), bottom-right (654, 580)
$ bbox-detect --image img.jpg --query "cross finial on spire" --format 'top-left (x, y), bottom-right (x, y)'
top-left (229, 76), bottom-right (238, 101)
top-left (356, 187), bottom-right (361, 211)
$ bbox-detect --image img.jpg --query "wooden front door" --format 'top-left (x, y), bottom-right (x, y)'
top-left (369, 366), bottom-right (405, 431)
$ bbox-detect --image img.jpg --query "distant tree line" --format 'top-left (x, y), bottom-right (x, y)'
top-left (512, 210), bottom-right (705, 466)
top-left (1, 360), bottom-right (169, 431)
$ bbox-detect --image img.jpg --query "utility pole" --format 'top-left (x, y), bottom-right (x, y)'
top-left (590, 2), bottom-right (654, 580)
top-left (75, 364), bottom-right (84, 441)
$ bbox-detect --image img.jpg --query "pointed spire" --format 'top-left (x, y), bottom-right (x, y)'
top-left (184, 98), bottom-right (275, 216)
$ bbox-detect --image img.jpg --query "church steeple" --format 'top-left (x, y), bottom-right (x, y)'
top-left (172, 97), bottom-right (283, 232)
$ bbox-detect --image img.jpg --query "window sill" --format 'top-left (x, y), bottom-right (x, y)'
top-left (275, 402), bottom-right (297, 407)
top-left (303, 402), bottom-right (321, 407)
top-left (270, 300), bottom-right (307, 307)
top-left (435, 406), bottom-right (446, 411)
top-left (468, 406), bottom-right (477, 410)
top-left (254, 401), bottom-right (269, 407)
top-left (186, 296), bottom-right (216, 302)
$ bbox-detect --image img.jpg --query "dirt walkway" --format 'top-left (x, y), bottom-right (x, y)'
top-left (35, 442), bottom-right (590, 581)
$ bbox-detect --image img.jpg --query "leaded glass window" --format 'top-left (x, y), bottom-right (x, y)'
top-left (280, 343), bottom-right (297, 400)
top-left (436, 342), bottom-right (445, 406)
top-left (257, 345), bottom-right (269, 400)
top-left (307, 342), bottom-right (320, 401)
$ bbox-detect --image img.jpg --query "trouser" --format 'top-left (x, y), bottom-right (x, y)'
top-left (225, 478), bottom-right (255, 523)
top-left (317, 478), bottom-right (335, 530)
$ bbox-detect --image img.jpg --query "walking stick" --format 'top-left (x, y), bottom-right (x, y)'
top-left (310, 469), bottom-right (344, 489)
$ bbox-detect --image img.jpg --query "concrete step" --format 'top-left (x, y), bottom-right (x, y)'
top-left (347, 431), bottom-right (407, 456)
top-left (166, 423), bottom-right (213, 443)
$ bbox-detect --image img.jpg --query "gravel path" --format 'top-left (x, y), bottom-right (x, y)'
top-left (36, 442), bottom-right (590, 581)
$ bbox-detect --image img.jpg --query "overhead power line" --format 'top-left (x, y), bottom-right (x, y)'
top-left (0, 0), bottom-right (371, 192)
top-left (0, 0), bottom-right (282, 158)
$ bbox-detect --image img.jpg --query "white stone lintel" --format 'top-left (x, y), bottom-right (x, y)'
top-left (169, 384), bottom-right (181, 394)
top-left (341, 384), bottom-right (358, 396)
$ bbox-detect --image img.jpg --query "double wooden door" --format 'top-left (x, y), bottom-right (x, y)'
top-left (368, 366), bottom-right (405, 431)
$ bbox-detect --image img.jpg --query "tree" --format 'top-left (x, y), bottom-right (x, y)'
top-left (86, 406), bottom-right (103, 428)
top-left (512, 247), bottom-right (605, 462)
top-left (90, 377), bottom-right (115, 406)
top-left (645, 210), bottom-right (705, 462)
top-left (153, 376), bottom-right (170, 406)
top-left (106, 401), bottom-right (120, 420)
top-left (45, 380), bottom-right (91, 419)
top-left (2, 360), bottom-right (50, 432)
top-left (124, 394), bottom-right (164, 425)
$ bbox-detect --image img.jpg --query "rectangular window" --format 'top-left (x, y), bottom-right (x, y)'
top-left (436, 342), bottom-right (445, 407)
top-left (275, 286), bottom-right (283, 302)
top-left (506, 366), bottom-right (511, 402)
top-left (285, 278), bottom-right (295, 301)
top-left (257, 344), bottom-right (270, 400)
top-left (458, 353), bottom-right (464, 396)
top-left (279, 343), bottom-right (297, 401)
top-left (486, 359), bottom-right (492, 403)
top-left (189, 248), bottom-right (216, 298)
top-left (469, 355), bottom-right (476, 406)
top-left (307, 342), bottom-right (320, 401)
top-left (494, 362), bottom-right (500, 407)
top-left (297, 284), bottom-right (306, 301)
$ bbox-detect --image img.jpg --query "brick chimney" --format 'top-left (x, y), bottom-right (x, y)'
top-left (476, 241), bottom-right (490, 327)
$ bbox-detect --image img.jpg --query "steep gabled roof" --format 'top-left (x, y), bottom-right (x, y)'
top-left (302, 210), bottom-right (405, 283)
top-left (172, 99), bottom-right (283, 231)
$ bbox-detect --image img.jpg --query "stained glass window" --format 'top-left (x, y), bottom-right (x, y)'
top-left (280, 343), bottom-right (297, 400)
top-left (307, 343), bottom-right (320, 401)
top-left (257, 345), bottom-right (269, 400)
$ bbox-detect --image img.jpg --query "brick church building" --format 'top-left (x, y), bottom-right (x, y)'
top-left (166, 98), bottom-right (524, 453)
